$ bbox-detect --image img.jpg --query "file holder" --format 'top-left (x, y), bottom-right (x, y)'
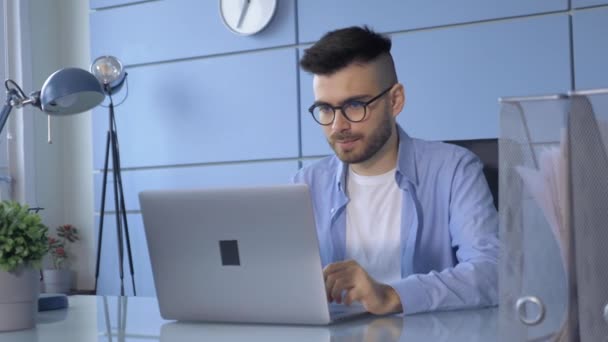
top-left (498, 89), bottom-right (608, 341)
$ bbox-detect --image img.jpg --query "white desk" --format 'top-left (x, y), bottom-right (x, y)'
top-left (2, 296), bottom-right (498, 341)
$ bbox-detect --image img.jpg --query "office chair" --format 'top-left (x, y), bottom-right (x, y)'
top-left (446, 139), bottom-right (499, 210)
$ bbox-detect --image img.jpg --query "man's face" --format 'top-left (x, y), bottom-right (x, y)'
top-left (313, 63), bottom-right (394, 164)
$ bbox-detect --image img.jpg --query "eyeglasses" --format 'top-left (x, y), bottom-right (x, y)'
top-left (308, 85), bottom-right (394, 126)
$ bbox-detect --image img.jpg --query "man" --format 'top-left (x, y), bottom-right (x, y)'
top-left (293, 26), bottom-right (498, 315)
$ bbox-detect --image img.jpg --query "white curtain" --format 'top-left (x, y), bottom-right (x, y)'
top-left (0, 1), bottom-right (9, 200)
top-left (1, 0), bottom-right (36, 204)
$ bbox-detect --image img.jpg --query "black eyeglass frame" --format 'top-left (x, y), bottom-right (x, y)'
top-left (307, 84), bottom-right (395, 126)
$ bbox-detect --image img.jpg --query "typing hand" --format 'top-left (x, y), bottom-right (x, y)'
top-left (323, 260), bottom-right (403, 315)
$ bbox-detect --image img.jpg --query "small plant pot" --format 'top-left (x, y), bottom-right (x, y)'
top-left (0, 267), bottom-right (39, 331)
top-left (42, 269), bottom-right (73, 294)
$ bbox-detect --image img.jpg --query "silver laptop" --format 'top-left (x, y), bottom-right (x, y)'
top-left (139, 184), bottom-right (368, 325)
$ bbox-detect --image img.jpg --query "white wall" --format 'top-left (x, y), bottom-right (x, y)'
top-left (27, 0), bottom-right (95, 291)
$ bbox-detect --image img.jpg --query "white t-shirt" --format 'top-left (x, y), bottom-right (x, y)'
top-left (345, 167), bottom-right (402, 284)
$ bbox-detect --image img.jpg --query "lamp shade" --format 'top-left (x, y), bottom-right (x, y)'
top-left (90, 56), bottom-right (126, 93)
top-left (40, 68), bottom-right (105, 115)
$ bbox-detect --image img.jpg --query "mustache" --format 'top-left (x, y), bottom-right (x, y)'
top-left (330, 132), bottom-right (363, 142)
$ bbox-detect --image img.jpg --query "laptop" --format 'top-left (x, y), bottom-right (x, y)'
top-left (139, 184), bottom-right (368, 325)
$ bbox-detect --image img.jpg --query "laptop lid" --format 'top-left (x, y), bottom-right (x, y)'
top-left (140, 184), bottom-right (347, 325)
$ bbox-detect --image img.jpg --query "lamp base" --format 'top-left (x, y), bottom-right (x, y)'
top-left (38, 293), bottom-right (68, 311)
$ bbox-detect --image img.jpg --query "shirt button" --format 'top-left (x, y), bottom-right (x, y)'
top-left (330, 208), bottom-right (335, 214)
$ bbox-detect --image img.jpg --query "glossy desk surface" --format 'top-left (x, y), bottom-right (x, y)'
top-left (2, 296), bottom-right (498, 341)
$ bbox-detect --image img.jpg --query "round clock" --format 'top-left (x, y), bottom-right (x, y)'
top-left (219, 0), bottom-right (278, 36)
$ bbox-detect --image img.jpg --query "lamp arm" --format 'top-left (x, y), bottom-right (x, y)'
top-left (0, 90), bottom-right (17, 135)
top-left (0, 86), bottom-right (42, 135)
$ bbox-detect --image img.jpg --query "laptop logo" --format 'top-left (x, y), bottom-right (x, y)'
top-left (219, 240), bottom-right (241, 266)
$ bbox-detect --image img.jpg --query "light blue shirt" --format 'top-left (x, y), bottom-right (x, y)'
top-left (292, 125), bottom-right (499, 314)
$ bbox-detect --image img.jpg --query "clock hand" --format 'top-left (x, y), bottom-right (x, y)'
top-left (236, 0), bottom-right (251, 29)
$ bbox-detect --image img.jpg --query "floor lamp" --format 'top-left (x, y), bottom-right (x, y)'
top-left (90, 56), bottom-right (136, 297)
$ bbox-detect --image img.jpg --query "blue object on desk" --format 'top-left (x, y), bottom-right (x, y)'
top-left (38, 294), bottom-right (68, 311)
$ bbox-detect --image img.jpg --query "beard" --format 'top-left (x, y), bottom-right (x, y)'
top-left (327, 110), bottom-right (394, 164)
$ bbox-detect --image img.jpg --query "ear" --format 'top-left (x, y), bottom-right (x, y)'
top-left (389, 83), bottom-right (405, 118)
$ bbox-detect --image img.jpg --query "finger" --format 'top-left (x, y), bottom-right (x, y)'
top-left (326, 272), bottom-right (348, 301)
top-left (343, 287), bottom-right (361, 306)
top-left (331, 282), bottom-right (344, 304)
top-left (330, 277), bottom-right (355, 304)
top-left (325, 273), bottom-right (337, 301)
top-left (326, 259), bottom-right (360, 273)
top-left (323, 261), bottom-right (351, 279)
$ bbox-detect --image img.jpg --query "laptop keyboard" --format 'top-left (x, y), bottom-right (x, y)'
top-left (328, 303), bottom-right (367, 319)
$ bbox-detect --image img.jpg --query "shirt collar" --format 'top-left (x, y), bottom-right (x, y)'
top-left (334, 124), bottom-right (418, 192)
top-left (395, 124), bottom-right (419, 187)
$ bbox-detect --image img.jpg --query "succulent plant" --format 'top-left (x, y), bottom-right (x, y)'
top-left (0, 201), bottom-right (49, 272)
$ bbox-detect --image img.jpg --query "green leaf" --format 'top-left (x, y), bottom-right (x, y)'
top-left (0, 200), bottom-right (49, 272)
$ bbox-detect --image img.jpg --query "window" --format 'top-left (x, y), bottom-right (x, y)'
top-left (1, 0), bottom-right (35, 203)
top-left (0, 2), bottom-right (11, 200)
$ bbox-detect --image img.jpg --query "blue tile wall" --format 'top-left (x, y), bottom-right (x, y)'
top-left (300, 16), bottom-right (571, 155)
top-left (95, 214), bottom-right (153, 296)
top-left (90, 0), bottom-right (296, 66)
top-left (298, 58), bottom-right (328, 157)
top-left (90, 1), bottom-right (604, 295)
top-left (297, 0), bottom-right (567, 43)
top-left (94, 163), bottom-right (296, 297)
top-left (94, 161), bottom-right (298, 212)
top-left (573, 7), bottom-right (608, 89)
top-left (89, 0), bottom-right (143, 9)
top-left (302, 158), bottom-right (326, 168)
top-left (91, 48), bottom-right (299, 170)
top-left (393, 15), bottom-right (570, 141)
top-left (573, 0), bottom-right (608, 8)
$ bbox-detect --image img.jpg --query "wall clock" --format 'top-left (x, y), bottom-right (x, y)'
top-left (219, 0), bottom-right (278, 36)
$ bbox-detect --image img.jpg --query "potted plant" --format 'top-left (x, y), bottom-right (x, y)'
top-left (0, 201), bottom-right (49, 331)
top-left (42, 224), bottom-right (79, 294)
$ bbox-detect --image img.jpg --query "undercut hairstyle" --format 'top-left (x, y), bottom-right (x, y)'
top-left (300, 26), bottom-right (393, 76)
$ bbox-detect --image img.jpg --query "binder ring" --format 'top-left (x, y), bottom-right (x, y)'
top-left (603, 304), bottom-right (608, 323)
top-left (516, 296), bottom-right (545, 326)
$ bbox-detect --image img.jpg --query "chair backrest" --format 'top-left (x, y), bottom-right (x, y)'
top-left (446, 139), bottom-right (498, 209)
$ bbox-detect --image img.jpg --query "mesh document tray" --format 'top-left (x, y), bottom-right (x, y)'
top-left (498, 89), bottom-right (608, 341)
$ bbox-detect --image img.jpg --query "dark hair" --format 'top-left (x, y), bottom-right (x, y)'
top-left (300, 26), bottom-right (392, 75)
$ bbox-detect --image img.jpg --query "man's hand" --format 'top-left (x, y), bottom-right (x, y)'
top-left (323, 260), bottom-right (403, 315)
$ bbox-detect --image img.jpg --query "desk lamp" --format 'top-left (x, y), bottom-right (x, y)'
top-left (1, 68), bottom-right (104, 134)
top-left (1, 68), bottom-right (104, 311)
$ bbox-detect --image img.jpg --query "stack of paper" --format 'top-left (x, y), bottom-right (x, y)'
top-left (514, 132), bottom-right (570, 271)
